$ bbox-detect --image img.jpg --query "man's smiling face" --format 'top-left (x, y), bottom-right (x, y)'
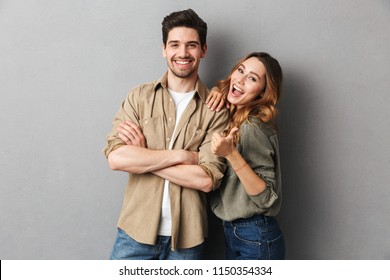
top-left (162, 27), bottom-right (207, 79)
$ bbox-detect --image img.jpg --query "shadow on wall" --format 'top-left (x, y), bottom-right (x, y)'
top-left (204, 204), bottom-right (225, 259)
top-left (200, 28), bottom-right (239, 89)
top-left (277, 67), bottom-right (326, 259)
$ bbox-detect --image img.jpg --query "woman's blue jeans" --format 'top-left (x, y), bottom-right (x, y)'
top-left (109, 228), bottom-right (204, 260)
top-left (223, 214), bottom-right (285, 260)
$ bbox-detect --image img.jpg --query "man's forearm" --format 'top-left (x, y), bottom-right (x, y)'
top-left (153, 164), bottom-right (213, 193)
top-left (107, 145), bottom-right (188, 174)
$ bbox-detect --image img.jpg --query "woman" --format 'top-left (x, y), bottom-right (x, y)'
top-left (207, 52), bottom-right (285, 260)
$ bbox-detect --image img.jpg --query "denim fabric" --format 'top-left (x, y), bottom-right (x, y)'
top-left (223, 215), bottom-right (285, 260)
top-left (109, 228), bottom-right (204, 260)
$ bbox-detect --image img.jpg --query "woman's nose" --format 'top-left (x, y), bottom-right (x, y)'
top-left (237, 75), bottom-right (246, 84)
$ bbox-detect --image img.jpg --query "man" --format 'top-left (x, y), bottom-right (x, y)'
top-left (103, 9), bottom-right (229, 260)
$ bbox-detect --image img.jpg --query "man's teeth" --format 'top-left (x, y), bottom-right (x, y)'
top-left (176, 61), bottom-right (190, 65)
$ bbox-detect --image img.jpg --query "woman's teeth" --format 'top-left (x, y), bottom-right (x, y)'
top-left (233, 85), bottom-right (243, 95)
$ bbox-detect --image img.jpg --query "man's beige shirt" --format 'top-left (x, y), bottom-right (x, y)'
top-left (103, 73), bottom-right (229, 249)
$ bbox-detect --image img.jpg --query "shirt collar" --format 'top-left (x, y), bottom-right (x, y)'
top-left (153, 72), bottom-right (209, 103)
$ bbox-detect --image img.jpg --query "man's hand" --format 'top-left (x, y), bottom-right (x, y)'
top-left (117, 120), bottom-right (147, 148)
top-left (117, 120), bottom-right (198, 165)
top-left (180, 150), bottom-right (199, 165)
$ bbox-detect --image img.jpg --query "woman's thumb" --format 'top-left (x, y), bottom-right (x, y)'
top-left (227, 127), bottom-right (239, 139)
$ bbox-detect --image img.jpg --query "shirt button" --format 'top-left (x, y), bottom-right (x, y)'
top-left (167, 137), bottom-right (171, 142)
top-left (168, 117), bottom-right (173, 122)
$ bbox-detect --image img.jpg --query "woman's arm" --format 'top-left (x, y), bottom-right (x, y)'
top-left (225, 149), bottom-right (267, 195)
top-left (211, 128), bottom-right (267, 195)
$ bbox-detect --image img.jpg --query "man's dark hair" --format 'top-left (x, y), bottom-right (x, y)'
top-left (162, 9), bottom-right (207, 48)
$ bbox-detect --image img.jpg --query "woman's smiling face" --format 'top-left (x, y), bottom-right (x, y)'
top-left (228, 57), bottom-right (267, 109)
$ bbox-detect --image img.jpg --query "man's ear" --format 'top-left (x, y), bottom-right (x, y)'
top-left (201, 43), bottom-right (208, 58)
top-left (162, 43), bottom-right (167, 58)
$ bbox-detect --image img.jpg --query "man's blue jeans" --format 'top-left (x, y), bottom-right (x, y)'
top-left (109, 228), bottom-right (204, 260)
top-left (223, 214), bottom-right (285, 260)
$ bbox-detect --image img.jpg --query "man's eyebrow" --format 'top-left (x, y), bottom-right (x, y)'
top-left (167, 40), bottom-right (200, 45)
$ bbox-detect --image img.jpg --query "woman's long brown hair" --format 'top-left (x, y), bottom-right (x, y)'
top-left (215, 52), bottom-right (282, 143)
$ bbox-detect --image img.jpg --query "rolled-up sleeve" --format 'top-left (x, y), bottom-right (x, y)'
top-left (198, 109), bottom-right (230, 190)
top-left (239, 123), bottom-right (279, 209)
top-left (102, 88), bottom-right (141, 158)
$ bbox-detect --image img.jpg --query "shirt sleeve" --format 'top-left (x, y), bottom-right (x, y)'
top-left (198, 109), bottom-right (230, 190)
top-left (239, 122), bottom-right (279, 209)
top-left (102, 87), bottom-right (141, 158)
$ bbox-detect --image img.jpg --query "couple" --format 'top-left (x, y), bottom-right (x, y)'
top-left (103, 9), bottom-right (284, 260)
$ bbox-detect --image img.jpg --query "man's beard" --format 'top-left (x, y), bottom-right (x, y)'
top-left (169, 67), bottom-right (197, 79)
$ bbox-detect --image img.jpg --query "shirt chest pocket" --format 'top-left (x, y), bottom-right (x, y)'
top-left (181, 124), bottom-right (206, 151)
top-left (140, 116), bottom-right (165, 149)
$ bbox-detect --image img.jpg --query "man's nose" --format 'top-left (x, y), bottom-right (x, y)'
top-left (178, 45), bottom-right (188, 57)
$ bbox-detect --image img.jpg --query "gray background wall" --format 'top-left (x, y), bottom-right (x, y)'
top-left (1, 0), bottom-right (389, 260)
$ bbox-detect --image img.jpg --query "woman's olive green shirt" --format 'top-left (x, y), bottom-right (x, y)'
top-left (210, 118), bottom-right (282, 221)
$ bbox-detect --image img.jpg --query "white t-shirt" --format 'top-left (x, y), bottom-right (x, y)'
top-left (158, 89), bottom-right (196, 236)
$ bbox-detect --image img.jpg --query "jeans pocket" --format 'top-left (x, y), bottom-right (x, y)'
top-left (228, 223), bottom-right (285, 260)
top-left (233, 225), bottom-right (261, 245)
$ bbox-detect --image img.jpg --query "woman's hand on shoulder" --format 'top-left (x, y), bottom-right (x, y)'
top-left (206, 88), bottom-right (230, 112)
